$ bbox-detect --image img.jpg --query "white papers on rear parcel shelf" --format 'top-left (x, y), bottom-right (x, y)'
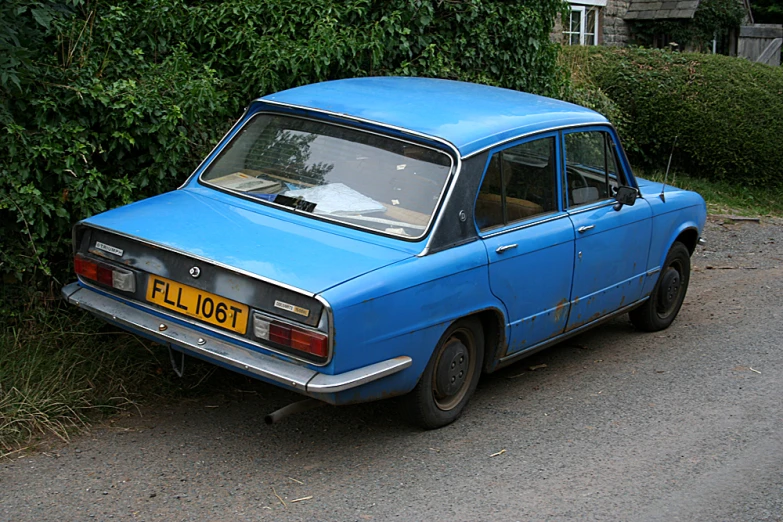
top-left (284, 183), bottom-right (386, 215)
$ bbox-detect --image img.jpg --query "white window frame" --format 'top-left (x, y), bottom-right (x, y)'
top-left (564, 4), bottom-right (600, 46)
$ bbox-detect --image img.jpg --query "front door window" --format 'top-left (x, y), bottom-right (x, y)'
top-left (564, 131), bottom-right (622, 207)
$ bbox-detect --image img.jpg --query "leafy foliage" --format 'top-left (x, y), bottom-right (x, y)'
top-left (751, 0), bottom-right (783, 24)
top-left (0, 0), bottom-right (566, 285)
top-left (578, 46), bottom-right (783, 186)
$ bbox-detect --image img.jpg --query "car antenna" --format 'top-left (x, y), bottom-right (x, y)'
top-left (660, 136), bottom-right (678, 203)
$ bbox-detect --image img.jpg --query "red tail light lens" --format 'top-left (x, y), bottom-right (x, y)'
top-left (269, 322), bottom-right (291, 345)
top-left (97, 265), bottom-right (114, 286)
top-left (291, 329), bottom-right (328, 357)
top-left (74, 256), bottom-right (98, 280)
top-left (255, 314), bottom-right (328, 359)
top-left (74, 254), bottom-right (136, 292)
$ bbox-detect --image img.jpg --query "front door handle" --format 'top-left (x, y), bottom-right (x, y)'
top-left (496, 244), bottom-right (518, 253)
top-left (577, 225), bottom-right (595, 234)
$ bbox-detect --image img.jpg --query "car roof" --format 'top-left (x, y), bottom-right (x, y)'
top-left (260, 77), bottom-right (608, 158)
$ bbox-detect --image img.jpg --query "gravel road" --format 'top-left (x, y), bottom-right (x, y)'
top-left (2, 216), bottom-right (782, 521)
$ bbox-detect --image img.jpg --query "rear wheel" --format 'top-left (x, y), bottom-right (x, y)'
top-left (629, 241), bottom-right (691, 332)
top-left (403, 317), bottom-right (484, 429)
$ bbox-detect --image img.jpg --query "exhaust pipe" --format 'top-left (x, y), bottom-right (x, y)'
top-left (265, 399), bottom-right (324, 425)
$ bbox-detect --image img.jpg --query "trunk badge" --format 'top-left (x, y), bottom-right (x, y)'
top-left (189, 266), bottom-right (201, 278)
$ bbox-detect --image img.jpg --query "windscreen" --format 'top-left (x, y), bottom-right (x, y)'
top-left (200, 114), bottom-right (453, 239)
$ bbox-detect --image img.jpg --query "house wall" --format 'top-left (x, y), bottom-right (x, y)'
top-left (602, 0), bottom-right (631, 45)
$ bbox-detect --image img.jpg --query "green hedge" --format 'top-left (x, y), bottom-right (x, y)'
top-left (569, 46), bottom-right (783, 186)
top-left (0, 0), bottom-right (566, 286)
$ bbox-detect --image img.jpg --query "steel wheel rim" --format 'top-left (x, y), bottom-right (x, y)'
top-left (432, 327), bottom-right (477, 411)
top-left (656, 259), bottom-right (684, 320)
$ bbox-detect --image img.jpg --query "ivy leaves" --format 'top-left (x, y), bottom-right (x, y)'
top-left (0, 0), bottom-right (565, 283)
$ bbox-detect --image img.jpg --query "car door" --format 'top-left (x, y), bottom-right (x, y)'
top-left (477, 133), bottom-right (575, 356)
top-left (562, 127), bottom-right (652, 331)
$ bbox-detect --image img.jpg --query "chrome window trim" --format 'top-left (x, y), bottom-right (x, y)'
top-left (78, 277), bottom-right (336, 367)
top-left (472, 130), bottom-right (563, 237)
top-left (242, 100), bottom-right (464, 253)
top-left (566, 199), bottom-right (616, 215)
top-left (417, 152), bottom-right (463, 257)
top-left (461, 121), bottom-right (610, 160)
top-left (178, 106), bottom-right (252, 190)
top-left (197, 110), bottom-right (456, 244)
top-left (258, 99), bottom-right (463, 158)
top-left (479, 212), bottom-right (569, 240)
top-left (80, 223), bottom-right (316, 297)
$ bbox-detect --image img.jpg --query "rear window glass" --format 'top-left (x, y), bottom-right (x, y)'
top-left (201, 114), bottom-right (453, 239)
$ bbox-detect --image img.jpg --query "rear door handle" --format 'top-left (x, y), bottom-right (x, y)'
top-left (577, 225), bottom-right (595, 233)
top-left (496, 244), bottom-right (518, 253)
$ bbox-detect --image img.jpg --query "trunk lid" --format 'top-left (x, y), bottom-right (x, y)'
top-left (82, 187), bottom-right (415, 296)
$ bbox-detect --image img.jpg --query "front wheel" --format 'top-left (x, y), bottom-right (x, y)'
top-left (629, 241), bottom-right (691, 332)
top-left (403, 317), bottom-right (484, 429)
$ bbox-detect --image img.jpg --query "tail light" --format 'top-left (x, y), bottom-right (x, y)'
top-left (253, 313), bottom-right (328, 358)
top-left (74, 254), bottom-right (136, 292)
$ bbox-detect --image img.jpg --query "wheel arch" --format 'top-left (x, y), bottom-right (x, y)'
top-left (675, 227), bottom-right (700, 256)
top-left (457, 307), bottom-right (507, 374)
top-left (657, 223), bottom-right (700, 269)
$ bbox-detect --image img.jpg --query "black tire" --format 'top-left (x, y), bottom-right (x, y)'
top-left (403, 317), bottom-right (484, 429)
top-left (629, 241), bottom-right (691, 332)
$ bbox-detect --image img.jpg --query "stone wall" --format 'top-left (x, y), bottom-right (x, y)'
top-left (602, 0), bottom-right (631, 46)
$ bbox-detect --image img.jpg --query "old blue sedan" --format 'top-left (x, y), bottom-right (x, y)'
top-left (62, 77), bottom-right (706, 428)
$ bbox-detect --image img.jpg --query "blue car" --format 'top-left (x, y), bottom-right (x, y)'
top-left (62, 77), bottom-right (706, 428)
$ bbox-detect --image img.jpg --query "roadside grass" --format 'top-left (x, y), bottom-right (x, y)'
top-left (638, 170), bottom-right (783, 217)
top-left (0, 287), bottom-right (218, 456)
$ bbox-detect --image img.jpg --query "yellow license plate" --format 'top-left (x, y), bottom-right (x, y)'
top-left (146, 275), bottom-right (249, 334)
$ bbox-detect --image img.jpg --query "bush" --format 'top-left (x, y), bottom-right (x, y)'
top-left (557, 46), bottom-right (633, 152)
top-left (0, 0), bottom-right (567, 286)
top-left (570, 46), bottom-right (783, 186)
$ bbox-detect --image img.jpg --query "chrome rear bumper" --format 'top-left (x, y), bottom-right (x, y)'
top-left (61, 283), bottom-right (411, 399)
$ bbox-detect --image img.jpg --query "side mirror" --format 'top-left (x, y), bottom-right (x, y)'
top-left (613, 186), bottom-right (638, 211)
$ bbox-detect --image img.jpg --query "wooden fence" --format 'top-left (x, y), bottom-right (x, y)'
top-left (738, 24), bottom-right (783, 66)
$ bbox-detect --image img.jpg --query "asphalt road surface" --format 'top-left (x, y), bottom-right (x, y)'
top-left (3, 217), bottom-right (782, 521)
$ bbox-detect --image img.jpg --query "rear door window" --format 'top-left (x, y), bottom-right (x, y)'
top-left (475, 136), bottom-right (558, 232)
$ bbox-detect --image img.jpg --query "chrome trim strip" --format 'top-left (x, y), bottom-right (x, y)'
top-left (418, 153), bottom-right (463, 257)
top-left (178, 106), bottom-right (252, 190)
top-left (259, 99), bottom-right (462, 158)
top-left (81, 223), bottom-right (316, 298)
top-left (63, 283), bottom-right (411, 396)
top-left (646, 267), bottom-right (661, 277)
top-left (567, 200), bottom-right (616, 216)
top-left (479, 213), bottom-right (568, 240)
top-left (497, 298), bottom-right (649, 367)
top-left (314, 294), bottom-right (335, 358)
top-left (462, 121), bottom-right (610, 160)
top-left (197, 109), bottom-right (456, 245)
top-left (306, 356), bottom-right (412, 393)
top-left (77, 277), bottom-right (334, 366)
top-left (253, 99), bottom-right (465, 258)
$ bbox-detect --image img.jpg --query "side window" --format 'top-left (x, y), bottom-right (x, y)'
top-left (476, 137), bottom-right (557, 232)
top-left (564, 130), bottom-right (623, 207)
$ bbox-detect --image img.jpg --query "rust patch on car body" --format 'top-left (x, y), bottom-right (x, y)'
top-left (553, 298), bottom-right (569, 323)
top-left (565, 311), bottom-right (603, 332)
